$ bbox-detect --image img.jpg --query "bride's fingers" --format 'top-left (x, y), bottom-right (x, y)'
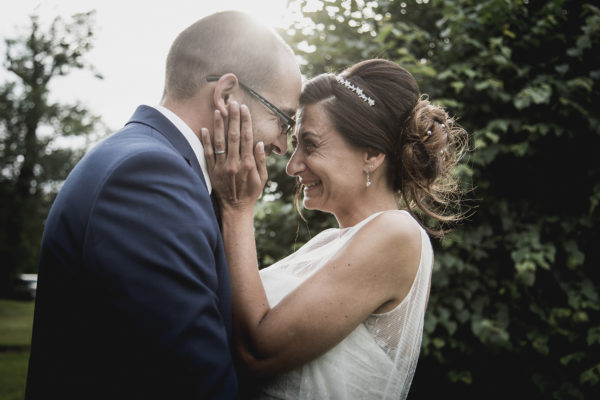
top-left (227, 101), bottom-right (241, 162)
top-left (200, 128), bottom-right (215, 171)
top-left (213, 110), bottom-right (227, 166)
top-left (240, 104), bottom-right (254, 168)
top-left (255, 141), bottom-right (268, 185)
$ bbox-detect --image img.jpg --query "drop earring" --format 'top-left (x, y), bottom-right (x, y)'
top-left (365, 164), bottom-right (374, 188)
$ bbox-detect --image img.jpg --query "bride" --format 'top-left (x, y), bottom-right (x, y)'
top-left (200, 59), bottom-right (467, 399)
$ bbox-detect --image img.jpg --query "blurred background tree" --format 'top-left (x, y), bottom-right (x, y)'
top-left (253, 0), bottom-right (600, 398)
top-left (0, 11), bottom-right (104, 297)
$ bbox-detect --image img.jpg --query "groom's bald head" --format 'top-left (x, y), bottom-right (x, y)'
top-left (163, 11), bottom-right (296, 101)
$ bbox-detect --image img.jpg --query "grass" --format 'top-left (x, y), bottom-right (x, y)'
top-left (0, 299), bottom-right (34, 347)
top-left (0, 352), bottom-right (30, 400)
top-left (0, 299), bottom-right (34, 400)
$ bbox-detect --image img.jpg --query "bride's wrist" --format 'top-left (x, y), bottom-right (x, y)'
top-left (220, 203), bottom-right (255, 219)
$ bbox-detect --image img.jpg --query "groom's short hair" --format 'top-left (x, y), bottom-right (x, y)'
top-left (163, 11), bottom-right (294, 100)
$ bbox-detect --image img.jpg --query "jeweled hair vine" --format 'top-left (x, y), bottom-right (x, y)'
top-left (335, 76), bottom-right (376, 106)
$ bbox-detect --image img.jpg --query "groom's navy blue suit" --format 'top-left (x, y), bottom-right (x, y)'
top-left (26, 106), bottom-right (237, 399)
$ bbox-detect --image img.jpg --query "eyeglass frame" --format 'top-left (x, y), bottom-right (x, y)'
top-left (206, 75), bottom-right (296, 136)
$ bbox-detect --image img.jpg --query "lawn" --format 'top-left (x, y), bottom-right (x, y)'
top-left (0, 299), bottom-right (34, 347)
top-left (0, 352), bottom-right (30, 400)
top-left (0, 299), bottom-right (34, 400)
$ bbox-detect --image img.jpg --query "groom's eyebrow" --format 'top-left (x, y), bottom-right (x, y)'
top-left (283, 107), bottom-right (296, 118)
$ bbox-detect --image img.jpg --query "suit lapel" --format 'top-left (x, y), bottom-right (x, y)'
top-left (125, 105), bottom-right (207, 188)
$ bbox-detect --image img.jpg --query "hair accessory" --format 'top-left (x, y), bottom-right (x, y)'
top-left (335, 76), bottom-right (375, 107)
top-left (427, 130), bottom-right (432, 136)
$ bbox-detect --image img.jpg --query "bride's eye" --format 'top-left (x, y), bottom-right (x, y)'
top-left (303, 141), bottom-right (316, 153)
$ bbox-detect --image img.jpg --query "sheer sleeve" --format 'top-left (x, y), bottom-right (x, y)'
top-left (363, 222), bottom-right (433, 399)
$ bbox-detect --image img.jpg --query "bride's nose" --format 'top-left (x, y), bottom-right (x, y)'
top-left (286, 149), bottom-right (304, 177)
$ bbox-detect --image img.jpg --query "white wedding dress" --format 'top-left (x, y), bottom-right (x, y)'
top-left (255, 210), bottom-right (433, 400)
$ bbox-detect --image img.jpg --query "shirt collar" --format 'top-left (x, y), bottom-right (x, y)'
top-left (153, 105), bottom-right (212, 193)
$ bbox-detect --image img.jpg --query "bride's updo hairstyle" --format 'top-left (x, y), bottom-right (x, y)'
top-left (298, 59), bottom-right (468, 236)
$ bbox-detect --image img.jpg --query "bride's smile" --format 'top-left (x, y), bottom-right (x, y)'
top-left (301, 179), bottom-right (321, 193)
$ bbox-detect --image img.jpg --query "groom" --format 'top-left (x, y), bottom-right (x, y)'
top-left (25, 11), bottom-right (301, 400)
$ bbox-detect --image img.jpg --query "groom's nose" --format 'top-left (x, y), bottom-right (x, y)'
top-left (272, 133), bottom-right (288, 156)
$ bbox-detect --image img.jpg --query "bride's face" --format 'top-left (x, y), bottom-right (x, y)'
top-left (286, 103), bottom-right (366, 215)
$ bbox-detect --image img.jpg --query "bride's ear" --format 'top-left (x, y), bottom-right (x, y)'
top-left (212, 73), bottom-right (239, 118)
top-left (363, 148), bottom-right (385, 172)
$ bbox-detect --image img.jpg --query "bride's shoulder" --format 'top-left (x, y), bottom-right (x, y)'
top-left (363, 210), bottom-right (422, 241)
top-left (363, 211), bottom-right (425, 293)
top-left (354, 210), bottom-right (423, 264)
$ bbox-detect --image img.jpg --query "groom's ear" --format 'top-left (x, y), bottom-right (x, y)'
top-left (212, 73), bottom-right (240, 118)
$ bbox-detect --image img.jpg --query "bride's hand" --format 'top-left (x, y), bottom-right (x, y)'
top-left (200, 101), bottom-right (268, 213)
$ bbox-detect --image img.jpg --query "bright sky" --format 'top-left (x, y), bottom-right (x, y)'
top-left (0, 0), bottom-right (301, 131)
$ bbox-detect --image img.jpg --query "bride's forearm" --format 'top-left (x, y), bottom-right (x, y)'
top-left (220, 208), bottom-right (271, 345)
top-left (221, 208), bottom-right (308, 377)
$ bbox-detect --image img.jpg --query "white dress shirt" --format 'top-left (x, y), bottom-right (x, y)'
top-left (153, 105), bottom-right (212, 193)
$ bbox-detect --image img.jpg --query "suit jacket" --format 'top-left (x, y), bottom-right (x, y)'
top-left (26, 105), bottom-right (237, 399)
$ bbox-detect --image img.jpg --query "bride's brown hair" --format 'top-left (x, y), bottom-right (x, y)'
top-left (296, 59), bottom-right (468, 236)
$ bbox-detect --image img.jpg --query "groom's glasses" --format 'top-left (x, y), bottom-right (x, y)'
top-left (206, 75), bottom-right (296, 136)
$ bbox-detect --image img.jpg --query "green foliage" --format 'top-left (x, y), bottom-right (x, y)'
top-left (257, 0), bottom-right (600, 398)
top-left (0, 12), bottom-right (105, 296)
